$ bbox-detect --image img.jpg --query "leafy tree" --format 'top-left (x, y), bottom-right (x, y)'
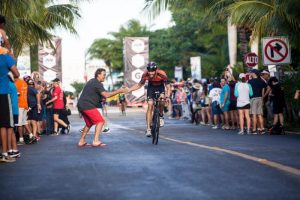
top-left (70, 81), bottom-right (85, 97)
top-left (1, 0), bottom-right (80, 57)
top-left (148, 0), bottom-right (228, 79)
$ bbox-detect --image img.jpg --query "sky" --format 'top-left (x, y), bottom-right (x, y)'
top-left (55, 0), bottom-right (172, 91)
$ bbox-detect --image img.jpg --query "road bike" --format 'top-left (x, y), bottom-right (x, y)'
top-left (151, 91), bottom-right (163, 145)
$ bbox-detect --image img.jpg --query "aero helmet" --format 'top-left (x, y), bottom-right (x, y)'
top-left (147, 62), bottom-right (157, 72)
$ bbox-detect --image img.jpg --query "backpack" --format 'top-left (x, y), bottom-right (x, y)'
top-left (269, 123), bottom-right (285, 135)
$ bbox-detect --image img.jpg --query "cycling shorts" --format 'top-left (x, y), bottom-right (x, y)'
top-left (147, 85), bottom-right (165, 101)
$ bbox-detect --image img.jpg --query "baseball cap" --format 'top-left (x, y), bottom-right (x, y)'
top-left (27, 79), bottom-right (34, 85)
top-left (261, 70), bottom-right (270, 74)
top-left (250, 69), bottom-right (260, 76)
top-left (239, 73), bottom-right (246, 79)
top-left (52, 78), bottom-right (60, 82)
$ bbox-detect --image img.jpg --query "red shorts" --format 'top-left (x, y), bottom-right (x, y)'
top-left (81, 108), bottom-right (105, 127)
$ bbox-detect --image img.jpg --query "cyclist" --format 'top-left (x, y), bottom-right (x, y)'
top-left (118, 93), bottom-right (127, 115)
top-left (128, 62), bottom-right (170, 137)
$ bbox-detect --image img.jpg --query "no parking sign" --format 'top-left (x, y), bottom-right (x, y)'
top-left (262, 37), bottom-right (291, 65)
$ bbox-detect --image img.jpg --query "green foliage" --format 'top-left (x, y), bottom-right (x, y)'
top-left (70, 81), bottom-right (85, 97)
top-left (282, 72), bottom-right (300, 104)
top-left (0, 0), bottom-right (80, 57)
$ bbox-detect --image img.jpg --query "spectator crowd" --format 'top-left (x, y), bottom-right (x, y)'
top-left (0, 14), bottom-right (71, 163)
top-left (167, 67), bottom-right (286, 136)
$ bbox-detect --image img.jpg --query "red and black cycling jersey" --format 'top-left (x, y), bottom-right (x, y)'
top-left (139, 69), bottom-right (168, 86)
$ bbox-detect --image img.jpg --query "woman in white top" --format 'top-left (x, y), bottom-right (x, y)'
top-left (209, 81), bottom-right (222, 129)
top-left (234, 73), bottom-right (253, 134)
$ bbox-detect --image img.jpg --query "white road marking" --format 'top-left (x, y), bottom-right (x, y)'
top-left (111, 122), bottom-right (300, 177)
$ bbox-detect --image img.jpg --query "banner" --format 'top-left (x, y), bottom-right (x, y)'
top-left (124, 37), bottom-right (149, 102)
top-left (38, 37), bottom-right (62, 82)
top-left (174, 66), bottom-right (183, 81)
top-left (190, 56), bottom-right (201, 80)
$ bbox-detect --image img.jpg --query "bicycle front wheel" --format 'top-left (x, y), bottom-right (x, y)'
top-left (151, 106), bottom-right (160, 145)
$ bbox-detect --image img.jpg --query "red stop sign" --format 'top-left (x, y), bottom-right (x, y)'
top-left (245, 52), bottom-right (258, 68)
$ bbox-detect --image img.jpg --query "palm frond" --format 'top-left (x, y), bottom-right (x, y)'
top-left (142, 0), bottom-right (174, 21)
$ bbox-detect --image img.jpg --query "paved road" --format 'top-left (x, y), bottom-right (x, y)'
top-left (1, 107), bottom-right (300, 200)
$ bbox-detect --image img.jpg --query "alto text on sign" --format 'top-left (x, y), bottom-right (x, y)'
top-left (245, 52), bottom-right (258, 68)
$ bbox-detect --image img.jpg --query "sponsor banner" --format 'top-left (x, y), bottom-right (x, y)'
top-left (190, 56), bottom-right (201, 80)
top-left (38, 37), bottom-right (62, 82)
top-left (124, 37), bottom-right (149, 101)
top-left (174, 66), bottom-right (183, 81)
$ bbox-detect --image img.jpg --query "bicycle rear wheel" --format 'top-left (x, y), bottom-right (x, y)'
top-left (151, 106), bottom-right (160, 145)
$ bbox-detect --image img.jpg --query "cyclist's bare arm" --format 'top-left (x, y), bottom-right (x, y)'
top-left (101, 87), bottom-right (126, 98)
top-left (128, 83), bottom-right (144, 93)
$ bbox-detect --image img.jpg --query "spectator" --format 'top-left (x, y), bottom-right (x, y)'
top-left (46, 78), bottom-right (70, 135)
top-left (14, 76), bottom-right (32, 144)
top-left (8, 76), bottom-right (20, 158)
top-left (234, 73), bottom-right (253, 135)
top-left (192, 82), bottom-right (202, 124)
top-left (174, 85), bottom-right (186, 119)
top-left (220, 78), bottom-right (231, 129)
top-left (261, 70), bottom-right (272, 126)
top-left (77, 68), bottom-right (126, 147)
top-left (43, 83), bottom-right (54, 135)
top-left (59, 92), bottom-right (71, 134)
top-left (0, 53), bottom-right (19, 162)
top-left (228, 79), bottom-right (239, 129)
top-left (27, 79), bottom-right (41, 141)
top-left (248, 69), bottom-right (267, 134)
top-left (268, 77), bottom-right (285, 129)
top-left (0, 15), bottom-right (13, 57)
top-left (209, 81), bottom-right (222, 129)
top-left (200, 83), bottom-right (211, 125)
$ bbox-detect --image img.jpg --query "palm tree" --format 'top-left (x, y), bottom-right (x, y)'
top-left (88, 38), bottom-right (118, 86)
top-left (0, 0), bottom-right (80, 57)
top-left (211, 0), bottom-right (300, 69)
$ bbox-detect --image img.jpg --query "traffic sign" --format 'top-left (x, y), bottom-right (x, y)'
top-left (262, 37), bottom-right (291, 65)
top-left (245, 52), bottom-right (258, 68)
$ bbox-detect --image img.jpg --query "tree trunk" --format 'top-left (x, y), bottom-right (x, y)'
top-left (30, 44), bottom-right (39, 73)
top-left (238, 27), bottom-right (249, 72)
top-left (227, 18), bottom-right (237, 67)
top-left (107, 65), bottom-right (114, 89)
top-left (250, 35), bottom-right (259, 69)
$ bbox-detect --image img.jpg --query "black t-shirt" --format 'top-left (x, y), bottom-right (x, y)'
top-left (248, 78), bottom-right (267, 98)
top-left (270, 83), bottom-right (285, 104)
top-left (28, 86), bottom-right (38, 108)
top-left (77, 78), bottom-right (106, 111)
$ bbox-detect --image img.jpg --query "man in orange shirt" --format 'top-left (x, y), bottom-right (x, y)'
top-left (15, 75), bottom-right (32, 144)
